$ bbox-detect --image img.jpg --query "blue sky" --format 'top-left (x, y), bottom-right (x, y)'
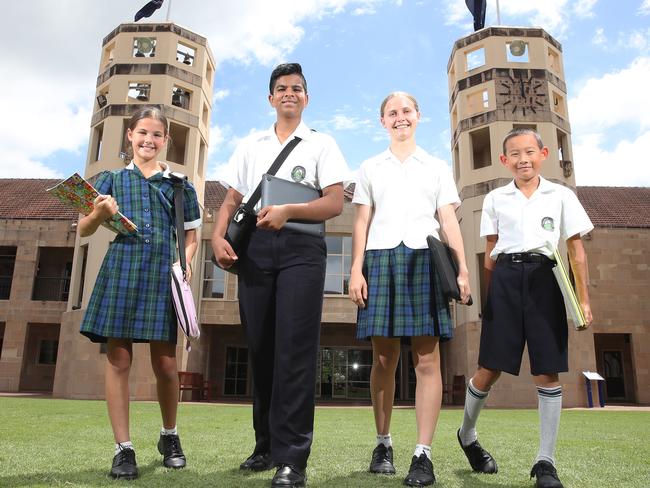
top-left (1, 0), bottom-right (649, 186)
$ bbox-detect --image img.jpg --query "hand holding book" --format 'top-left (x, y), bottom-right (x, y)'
top-left (47, 173), bottom-right (137, 235)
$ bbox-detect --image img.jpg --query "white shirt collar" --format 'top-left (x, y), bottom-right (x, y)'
top-left (381, 145), bottom-right (427, 164)
top-left (125, 160), bottom-right (171, 177)
top-left (256, 120), bottom-right (312, 143)
top-left (498, 175), bottom-right (554, 195)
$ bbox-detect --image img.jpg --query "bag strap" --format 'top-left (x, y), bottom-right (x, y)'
top-left (169, 173), bottom-right (188, 276)
top-left (242, 136), bottom-right (302, 213)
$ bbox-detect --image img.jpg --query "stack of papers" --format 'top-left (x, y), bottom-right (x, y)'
top-left (548, 244), bottom-right (587, 329)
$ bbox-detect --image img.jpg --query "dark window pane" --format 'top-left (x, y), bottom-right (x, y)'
top-left (325, 236), bottom-right (342, 254)
top-left (38, 340), bottom-right (58, 365)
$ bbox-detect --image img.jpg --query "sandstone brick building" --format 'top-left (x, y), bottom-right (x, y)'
top-left (0, 23), bottom-right (648, 408)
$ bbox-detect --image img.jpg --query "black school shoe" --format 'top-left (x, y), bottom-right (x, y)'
top-left (240, 451), bottom-right (275, 471)
top-left (530, 460), bottom-right (564, 488)
top-left (369, 444), bottom-right (396, 474)
top-left (157, 434), bottom-right (187, 469)
top-left (271, 464), bottom-right (306, 487)
top-left (456, 429), bottom-right (498, 473)
top-left (403, 453), bottom-right (435, 486)
top-left (110, 447), bottom-right (138, 480)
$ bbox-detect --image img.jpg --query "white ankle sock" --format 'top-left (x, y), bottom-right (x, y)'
top-left (161, 426), bottom-right (178, 436)
top-left (414, 444), bottom-right (431, 460)
top-left (115, 441), bottom-right (134, 456)
top-left (376, 433), bottom-right (392, 448)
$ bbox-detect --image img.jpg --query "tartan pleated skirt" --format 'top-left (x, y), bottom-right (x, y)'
top-left (356, 243), bottom-right (453, 341)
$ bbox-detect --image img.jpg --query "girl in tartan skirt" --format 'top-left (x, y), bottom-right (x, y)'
top-left (349, 92), bottom-right (471, 486)
top-left (79, 107), bottom-right (201, 480)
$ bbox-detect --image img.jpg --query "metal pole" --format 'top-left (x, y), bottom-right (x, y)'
top-left (496, 0), bottom-right (501, 25)
top-left (166, 0), bottom-right (172, 22)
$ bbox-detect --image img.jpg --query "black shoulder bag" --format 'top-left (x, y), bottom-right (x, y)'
top-left (218, 136), bottom-right (302, 274)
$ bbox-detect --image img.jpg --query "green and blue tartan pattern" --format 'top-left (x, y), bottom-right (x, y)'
top-left (80, 167), bottom-right (200, 343)
top-left (356, 243), bottom-right (453, 341)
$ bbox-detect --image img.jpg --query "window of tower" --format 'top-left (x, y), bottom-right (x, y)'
top-left (171, 86), bottom-right (191, 110)
top-left (465, 46), bottom-right (485, 71)
top-left (92, 123), bottom-right (104, 162)
top-left (552, 91), bottom-right (567, 118)
top-left (470, 127), bottom-right (492, 169)
top-left (133, 37), bottom-right (156, 58)
top-left (506, 41), bottom-right (529, 63)
top-left (119, 118), bottom-right (130, 160)
top-left (202, 103), bottom-right (209, 128)
top-left (453, 144), bottom-right (460, 183)
top-left (198, 138), bottom-right (207, 177)
top-left (127, 82), bottom-right (151, 103)
top-left (467, 89), bottom-right (489, 115)
top-left (176, 42), bottom-right (196, 66)
top-left (548, 48), bottom-right (562, 76)
top-left (168, 122), bottom-right (189, 165)
top-left (102, 43), bottom-right (115, 68)
top-left (205, 61), bottom-right (214, 86)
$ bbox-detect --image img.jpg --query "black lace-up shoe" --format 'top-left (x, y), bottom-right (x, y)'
top-left (271, 464), bottom-right (306, 487)
top-left (369, 444), bottom-right (396, 474)
top-left (403, 453), bottom-right (435, 486)
top-left (530, 460), bottom-right (564, 488)
top-left (240, 452), bottom-right (275, 471)
top-left (456, 429), bottom-right (498, 473)
top-left (157, 434), bottom-right (186, 469)
top-left (110, 447), bottom-right (138, 480)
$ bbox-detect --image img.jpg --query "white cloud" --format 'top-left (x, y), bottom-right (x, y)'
top-left (0, 152), bottom-right (64, 179)
top-left (570, 56), bottom-right (650, 186)
top-left (569, 56), bottom-right (650, 132)
top-left (444, 0), bottom-right (597, 37)
top-left (573, 131), bottom-right (650, 186)
top-left (0, 0), bottom-right (383, 178)
top-left (353, 6), bottom-right (377, 15)
top-left (212, 89), bottom-right (231, 103)
top-left (639, 0), bottom-right (650, 15)
top-left (592, 27), bottom-right (606, 46)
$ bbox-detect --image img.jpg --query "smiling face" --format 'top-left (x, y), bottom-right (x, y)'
top-left (380, 94), bottom-right (420, 143)
top-left (127, 117), bottom-right (167, 164)
top-left (500, 133), bottom-right (549, 183)
top-left (268, 74), bottom-right (308, 120)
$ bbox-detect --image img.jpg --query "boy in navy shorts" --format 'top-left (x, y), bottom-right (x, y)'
top-left (456, 128), bottom-right (593, 488)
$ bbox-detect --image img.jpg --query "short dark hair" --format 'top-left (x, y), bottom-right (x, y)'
top-left (269, 63), bottom-right (307, 94)
top-left (502, 128), bottom-right (544, 154)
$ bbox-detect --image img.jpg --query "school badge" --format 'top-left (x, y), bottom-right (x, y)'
top-left (541, 217), bottom-right (555, 231)
top-left (291, 165), bottom-right (306, 182)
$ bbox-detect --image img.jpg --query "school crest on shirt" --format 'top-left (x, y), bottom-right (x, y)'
top-left (291, 165), bottom-right (306, 182)
top-left (541, 217), bottom-right (555, 232)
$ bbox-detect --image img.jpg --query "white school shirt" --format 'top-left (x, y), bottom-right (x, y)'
top-left (480, 176), bottom-right (593, 259)
top-left (352, 146), bottom-right (460, 250)
top-left (224, 121), bottom-right (350, 210)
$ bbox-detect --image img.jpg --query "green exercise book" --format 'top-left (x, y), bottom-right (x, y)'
top-left (548, 244), bottom-right (587, 330)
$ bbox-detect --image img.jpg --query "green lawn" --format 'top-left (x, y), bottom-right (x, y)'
top-left (0, 398), bottom-right (648, 487)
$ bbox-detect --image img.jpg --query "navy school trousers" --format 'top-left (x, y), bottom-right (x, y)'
top-left (237, 227), bottom-right (326, 468)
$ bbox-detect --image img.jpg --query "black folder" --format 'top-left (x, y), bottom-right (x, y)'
top-left (261, 174), bottom-right (325, 237)
top-left (426, 235), bottom-right (472, 305)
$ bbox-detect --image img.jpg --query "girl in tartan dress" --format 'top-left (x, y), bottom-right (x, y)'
top-left (79, 107), bottom-right (201, 480)
top-left (349, 92), bottom-right (471, 486)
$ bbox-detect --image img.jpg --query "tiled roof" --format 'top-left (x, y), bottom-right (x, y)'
top-left (577, 186), bottom-right (650, 229)
top-left (0, 179), bottom-right (78, 220)
top-left (2, 179), bottom-right (647, 229)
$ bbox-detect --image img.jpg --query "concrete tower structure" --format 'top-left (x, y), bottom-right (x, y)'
top-left (53, 23), bottom-right (215, 399)
top-left (443, 27), bottom-right (592, 406)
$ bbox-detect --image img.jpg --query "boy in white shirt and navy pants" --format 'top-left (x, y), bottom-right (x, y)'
top-left (456, 128), bottom-right (593, 488)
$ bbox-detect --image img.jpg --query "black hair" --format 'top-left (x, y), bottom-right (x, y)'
top-left (502, 128), bottom-right (544, 154)
top-left (269, 63), bottom-right (307, 94)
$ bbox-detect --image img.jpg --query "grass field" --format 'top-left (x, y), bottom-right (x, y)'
top-left (0, 397), bottom-right (648, 487)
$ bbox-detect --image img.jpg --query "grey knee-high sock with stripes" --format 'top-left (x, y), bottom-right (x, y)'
top-left (536, 385), bottom-right (562, 465)
top-left (459, 378), bottom-right (490, 446)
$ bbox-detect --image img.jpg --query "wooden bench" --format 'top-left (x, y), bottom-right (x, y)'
top-left (178, 371), bottom-right (204, 402)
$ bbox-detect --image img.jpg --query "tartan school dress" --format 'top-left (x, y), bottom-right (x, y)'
top-left (80, 164), bottom-right (201, 343)
top-left (356, 243), bottom-right (453, 341)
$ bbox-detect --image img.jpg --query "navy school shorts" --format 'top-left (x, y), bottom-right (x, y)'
top-left (478, 256), bottom-right (568, 376)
